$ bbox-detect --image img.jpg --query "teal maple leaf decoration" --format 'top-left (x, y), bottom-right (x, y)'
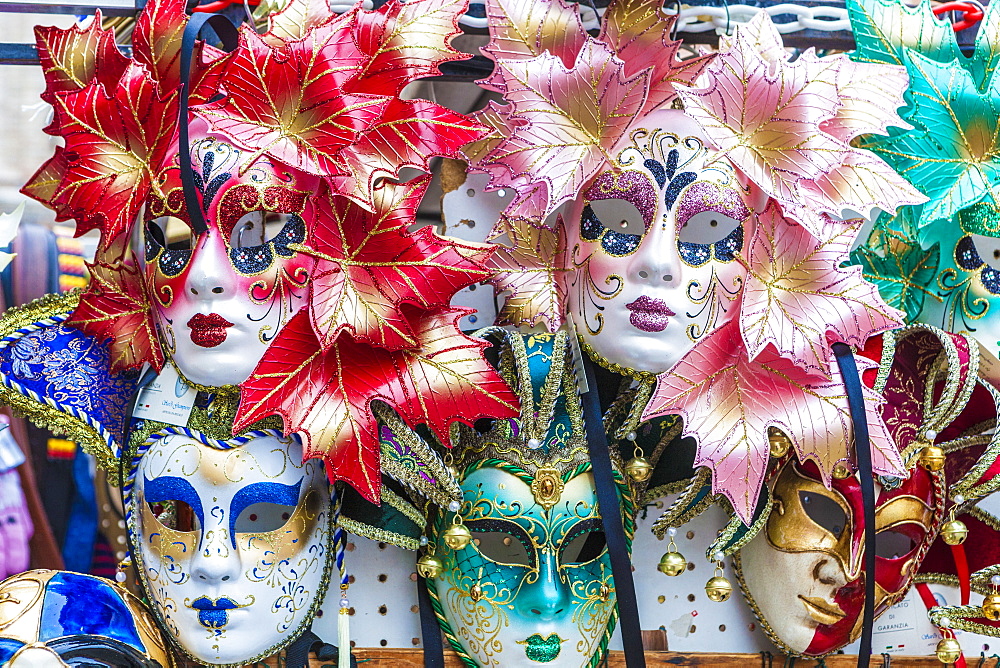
top-left (851, 210), bottom-right (941, 321)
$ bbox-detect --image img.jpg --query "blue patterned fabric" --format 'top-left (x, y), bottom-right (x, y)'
top-left (0, 314), bottom-right (141, 456)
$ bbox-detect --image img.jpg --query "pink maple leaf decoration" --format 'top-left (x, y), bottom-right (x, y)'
top-left (478, 39), bottom-right (649, 223)
top-left (740, 202), bottom-right (904, 378)
top-left (642, 321), bottom-right (904, 523)
top-left (677, 12), bottom-right (924, 236)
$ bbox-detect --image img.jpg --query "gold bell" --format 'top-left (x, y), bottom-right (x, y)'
top-left (935, 637), bottom-right (962, 664)
top-left (832, 463), bottom-right (852, 479)
top-left (416, 554), bottom-right (443, 579)
top-left (919, 445), bottom-right (946, 472)
top-left (705, 575), bottom-right (732, 602)
top-left (443, 521), bottom-right (473, 550)
top-left (983, 593), bottom-right (1000, 621)
top-left (768, 428), bottom-right (790, 458)
top-left (658, 551), bottom-right (687, 577)
top-left (941, 519), bottom-right (969, 546)
top-left (625, 456), bottom-right (653, 482)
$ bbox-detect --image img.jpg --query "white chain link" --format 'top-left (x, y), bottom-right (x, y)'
top-left (451, 2), bottom-right (851, 34)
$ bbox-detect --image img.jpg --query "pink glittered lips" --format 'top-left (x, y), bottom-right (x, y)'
top-left (626, 296), bottom-right (675, 332)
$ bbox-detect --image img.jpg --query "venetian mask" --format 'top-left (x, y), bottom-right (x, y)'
top-left (429, 464), bottom-right (618, 668)
top-left (142, 122), bottom-right (317, 388)
top-left (565, 108), bottom-right (763, 375)
top-left (737, 459), bottom-right (940, 657)
top-left (125, 430), bottom-right (332, 666)
top-left (417, 330), bottom-right (639, 668)
top-left (0, 569), bottom-right (172, 667)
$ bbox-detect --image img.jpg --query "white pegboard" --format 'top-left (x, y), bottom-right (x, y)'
top-left (440, 171), bottom-right (509, 330)
top-left (313, 501), bottom-right (773, 652)
top-left (316, 498), bottom-right (985, 659)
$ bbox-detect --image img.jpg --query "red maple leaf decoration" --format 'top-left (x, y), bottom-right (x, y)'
top-left (66, 235), bottom-right (165, 371)
top-left (196, 28), bottom-right (390, 178)
top-left (348, 0), bottom-right (470, 97)
top-left (307, 176), bottom-right (492, 350)
top-left (234, 307), bottom-right (519, 501)
top-left (35, 13), bottom-right (129, 135)
top-left (25, 63), bottom-right (179, 242)
top-left (326, 98), bottom-right (489, 209)
top-left (131, 0), bottom-right (230, 102)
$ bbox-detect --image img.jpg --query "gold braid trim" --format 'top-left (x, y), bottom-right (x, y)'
top-left (929, 604), bottom-right (1000, 636)
top-left (166, 357), bottom-right (241, 397)
top-left (374, 402), bottom-right (461, 508)
top-left (578, 337), bottom-right (656, 383)
top-left (649, 468), bottom-right (714, 538)
top-left (339, 516), bottom-right (420, 551)
top-left (708, 486), bottom-right (772, 560)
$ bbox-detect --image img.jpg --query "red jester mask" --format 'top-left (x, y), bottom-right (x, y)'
top-left (142, 121), bottom-right (319, 387)
top-left (738, 459), bottom-right (941, 657)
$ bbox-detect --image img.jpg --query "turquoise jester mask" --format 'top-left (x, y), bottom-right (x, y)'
top-left (423, 331), bottom-right (637, 668)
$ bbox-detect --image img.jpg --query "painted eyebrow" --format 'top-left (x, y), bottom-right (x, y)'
top-left (143, 475), bottom-right (205, 532)
top-left (228, 480), bottom-right (302, 546)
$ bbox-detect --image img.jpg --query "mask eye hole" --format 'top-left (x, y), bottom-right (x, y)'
top-left (560, 522), bottom-right (606, 566)
top-left (799, 491), bottom-right (847, 539)
top-left (678, 211), bottom-right (742, 245)
top-left (147, 216), bottom-right (194, 251)
top-left (147, 499), bottom-right (201, 533)
top-left (234, 501), bottom-right (296, 533)
top-left (470, 531), bottom-right (533, 567)
top-left (874, 529), bottom-right (916, 560)
top-left (971, 234), bottom-right (1000, 271)
top-left (230, 211), bottom-right (293, 248)
top-left (588, 199), bottom-right (646, 236)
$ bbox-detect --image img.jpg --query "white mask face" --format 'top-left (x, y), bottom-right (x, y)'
top-left (566, 109), bottom-right (759, 374)
top-left (143, 134), bottom-right (316, 388)
top-left (127, 432), bottom-right (332, 666)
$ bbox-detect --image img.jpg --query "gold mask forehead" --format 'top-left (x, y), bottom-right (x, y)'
top-left (766, 464), bottom-right (859, 579)
top-left (140, 433), bottom-right (297, 486)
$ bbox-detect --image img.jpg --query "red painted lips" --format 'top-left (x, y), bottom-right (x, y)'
top-left (187, 313), bottom-right (234, 348)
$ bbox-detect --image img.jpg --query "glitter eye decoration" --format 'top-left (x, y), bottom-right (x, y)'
top-left (228, 210), bottom-right (306, 275)
top-left (580, 198), bottom-right (647, 257)
top-left (677, 210), bottom-right (744, 267)
top-left (955, 234), bottom-right (1000, 295)
top-left (674, 183), bottom-right (749, 268)
top-left (144, 475), bottom-right (203, 532)
top-left (559, 520), bottom-right (606, 567)
top-left (146, 215), bottom-right (195, 277)
top-left (466, 519), bottom-right (536, 568)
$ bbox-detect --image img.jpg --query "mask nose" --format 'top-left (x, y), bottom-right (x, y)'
top-left (813, 556), bottom-right (849, 590)
top-left (186, 232), bottom-right (231, 298)
top-left (516, 551), bottom-right (570, 621)
top-left (628, 221), bottom-right (681, 287)
top-left (190, 522), bottom-right (242, 585)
